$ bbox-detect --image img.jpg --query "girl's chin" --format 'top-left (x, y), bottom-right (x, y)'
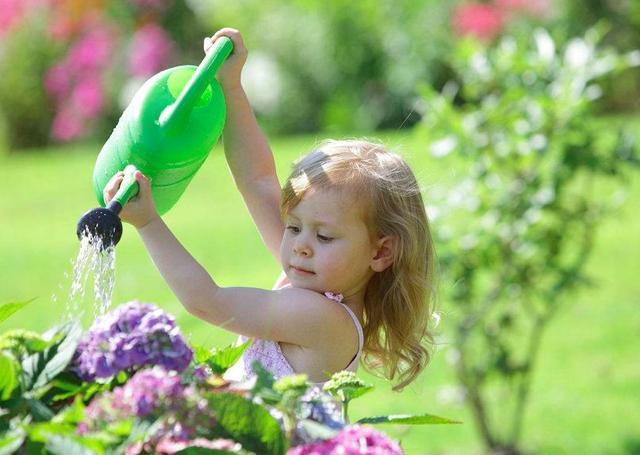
top-left (286, 277), bottom-right (325, 293)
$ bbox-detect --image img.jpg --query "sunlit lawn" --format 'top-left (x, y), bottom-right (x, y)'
top-left (1, 123), bottom-right (639, 454)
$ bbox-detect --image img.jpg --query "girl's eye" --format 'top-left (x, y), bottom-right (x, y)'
top-left (286, 225), bottom-right (300, 234)
top-left (317, 234), bottom-right (333, 242)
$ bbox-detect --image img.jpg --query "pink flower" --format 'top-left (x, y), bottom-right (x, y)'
top-left (0, 0), bottom-right (24, 36)
top-left (51, 107), bottom-right (83, 141)
top-left (72, 78), bottom-right (104, 117)
top-left (128, 23), bottom-right (173, 77)
top-left (0, 0), bottom-right (48, 36)
top-left (452, 2), bottom-right (504, 41)
top-left (288, 424), bottom-right (404, 455)
top-left (45, 63), bottom-right (71, 102)
top-left (66, 26), bottom-right (115, 74)
top-left (46, 18), bottom-right (117, 142)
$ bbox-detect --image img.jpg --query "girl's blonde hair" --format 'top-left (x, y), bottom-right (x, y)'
top-left (281, 139), bottom-right (436, 391)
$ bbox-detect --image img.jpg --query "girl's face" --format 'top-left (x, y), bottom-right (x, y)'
top-left (280, 187), bottom-right (378, 299)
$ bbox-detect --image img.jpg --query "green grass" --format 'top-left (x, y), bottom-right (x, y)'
top-left (1, 126), bottom-right (639, 454)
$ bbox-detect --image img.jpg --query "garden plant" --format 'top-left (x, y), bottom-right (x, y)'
top-left (0, 300), bottom-right (458, 454)
top-left (419, 24), bottom-right (639, 453)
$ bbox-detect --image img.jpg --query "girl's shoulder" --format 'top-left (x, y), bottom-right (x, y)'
top-left (272, 271), bottom-right (290, 290)
top-left (271, 277), bottom-right (357, 347)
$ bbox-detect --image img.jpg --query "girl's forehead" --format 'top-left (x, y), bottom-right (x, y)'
top-left (288, 187), bottom-right (370, 224)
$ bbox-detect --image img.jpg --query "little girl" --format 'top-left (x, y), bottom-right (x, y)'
top-left (104, 29), bottom-right (436, 391)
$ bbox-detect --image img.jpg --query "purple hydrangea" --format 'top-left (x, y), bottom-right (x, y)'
top-left (291, 387), bottom-right (345, 447)
top-left (300, 388), bottom-right (344, 430)
top-left (72, 301), bottom-right (193, 381)
top-left (288, 424), bottom-right (404, 455)
top-left (84, 366), bottom-right (218, 453)
top-left (86, 366), bottom-right (185, 422)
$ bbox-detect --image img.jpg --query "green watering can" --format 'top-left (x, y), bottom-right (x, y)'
top-left (76, 37), bottom-right (233, 247)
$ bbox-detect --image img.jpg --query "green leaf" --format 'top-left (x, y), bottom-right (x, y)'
top-left (0, 426), bottom-right (26, 455)
top-left (192, 345), bottom-right (213, 364)
top-left (0, 329), bottom-right (48, 354)
top-left (112, 418), bottom-right (164, 454)
top-left (0, 353), bottom-right (18, 400)
top-left (25, 398), bottom-right (54, 422)
top-left (356, 413), bottom-right (462, 425)
top-left (207, 392), bottom-right (286, 455)
top-left (0, 300), bottom-right (33, 325)
top-left (45, 434), bottom-right (101, 455)
top-left (105, 418), bottom-right (134, 437)
top-left (251, 361), bottom-right (275, 390)
top-left (175, 448), bottom-right (239, 455)
top-left (47, 373), bottom-right (85, 403)
top-left (52, 397), bottom-right (85, 425)
top-left (203, 340), bottom-right (252, 375)
top-left (250, 362), bottom-right (280, 405)
top-left (82, 382), bottom-right (110, 402)
top-left (29, 423), bottom-right (105, 455)
top-left (21, 321), bottom-right (82, 392)
top-left (27, 421), bottom-right (75, 443)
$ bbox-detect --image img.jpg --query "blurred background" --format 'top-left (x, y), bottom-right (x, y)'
top-left (1, 0), bottom-right (639, 453)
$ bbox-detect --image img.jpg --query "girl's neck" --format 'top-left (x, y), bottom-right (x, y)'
top-left (341, 289), bottom-right (365, 324)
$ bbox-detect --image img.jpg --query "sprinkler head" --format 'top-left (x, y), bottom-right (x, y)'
top-left (76, 205), bottom-right (123, 248)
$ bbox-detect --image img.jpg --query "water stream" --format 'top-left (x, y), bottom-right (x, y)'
top-left (61, 233), bottom-right (117, 321)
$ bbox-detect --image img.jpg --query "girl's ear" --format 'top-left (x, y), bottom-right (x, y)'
top-left (371, 235), bottom-right (396, 272)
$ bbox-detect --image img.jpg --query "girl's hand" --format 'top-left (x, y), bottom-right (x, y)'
top-left (103, 170), bottom-right (159, 229)
top-left (204, 28), bottom-right (247, 92)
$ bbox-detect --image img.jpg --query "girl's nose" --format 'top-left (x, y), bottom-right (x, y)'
top-left (293, 237), bottom-right (312, 257)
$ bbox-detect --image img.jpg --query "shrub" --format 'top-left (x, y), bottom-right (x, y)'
top-left (0, 9), bottom-right (58, 149)
top-left (206, 0), bottom-right (457, 134)
top-left (0, 300), bottom-right (459, 454)
top-left (418, 24), bottom-right (639, 452)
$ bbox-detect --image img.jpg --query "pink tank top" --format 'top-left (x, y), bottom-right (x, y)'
top-left (223, 291), bottom-right (364, 384)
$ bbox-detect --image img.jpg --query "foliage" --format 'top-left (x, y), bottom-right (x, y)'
top-left (0, 9), bottom-right (58, 149)
top-left (418, 24), bottom-right (639, 453)
top-left (3, 0), bottom-right (640, 152)
top-left (0, 301), bottom-right (457, 454)
top-left (555, 0), bottom-right (640, 111)
top-left (206, 0), bottom-right (457, 134)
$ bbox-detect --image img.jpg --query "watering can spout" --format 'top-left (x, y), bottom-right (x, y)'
top-left (159, 36), bottom-right (233, 132)
top-left (77, 165), bottom-right (139, 248)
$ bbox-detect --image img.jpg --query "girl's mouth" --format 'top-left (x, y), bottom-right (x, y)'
top-left (291, 266), bottom-right (315, 276)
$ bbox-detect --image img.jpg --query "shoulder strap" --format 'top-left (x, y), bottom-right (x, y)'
top-left (340, 304), bottom-right (364, 369)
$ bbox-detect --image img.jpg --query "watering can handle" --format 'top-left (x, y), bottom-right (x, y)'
top-left (159, 36), bottom-right (234, 131)
top-left (109, 165), bottom-right (139, 213)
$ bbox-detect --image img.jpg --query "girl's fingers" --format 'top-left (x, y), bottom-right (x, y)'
top-left (103, 173), bottom-right (124, 202)
top-left (204, 28), bottom-right (245, 54)
top-left (134, 171), bottom-right (153, 198)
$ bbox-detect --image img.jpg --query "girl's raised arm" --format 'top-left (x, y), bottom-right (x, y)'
top-left (137, 216), bottom-right (352, 348)
top-left (207, 29), bottom-right (284, 260)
